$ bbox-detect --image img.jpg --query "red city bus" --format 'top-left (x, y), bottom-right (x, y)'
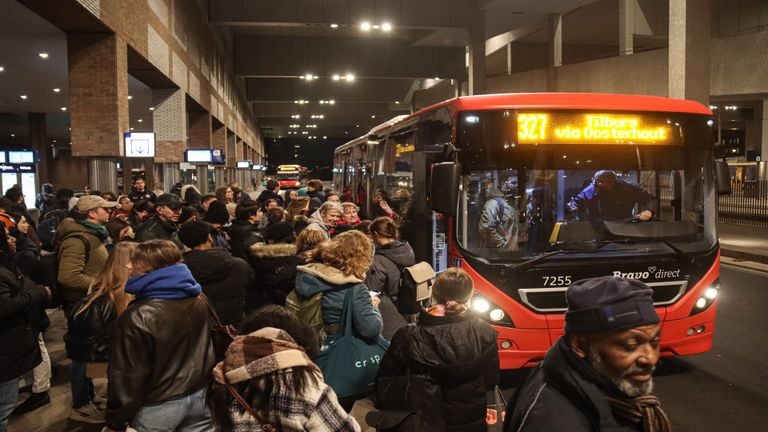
top-left (334, 93), bottom-right (722, 369)
top-left (275, 164), bottom-right (307, 189)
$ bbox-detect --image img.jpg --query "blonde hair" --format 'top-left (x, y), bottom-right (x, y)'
top-left (76, 242), bottom-right (137, 317)
top-left (313, 230), bottom-right (373, 279)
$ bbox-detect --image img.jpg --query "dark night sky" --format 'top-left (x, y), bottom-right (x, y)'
top-left (265, 136), bottom-right (349, 179)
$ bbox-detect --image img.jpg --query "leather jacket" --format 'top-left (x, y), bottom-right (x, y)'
top-left (106, 296), bottom-right (215, 430)
top-left (64, 294), bottom-right (116, 362)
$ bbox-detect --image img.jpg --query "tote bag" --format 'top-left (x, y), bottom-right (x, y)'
top-left (317, 287), bottom-right (390, 398)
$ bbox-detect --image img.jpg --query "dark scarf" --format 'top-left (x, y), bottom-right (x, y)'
top-left (78, 220), bottom-right (109, 241)
top-left (125, 263), bottom-right (202, 300)
top-left (552, 337), bottom-right (672, 432)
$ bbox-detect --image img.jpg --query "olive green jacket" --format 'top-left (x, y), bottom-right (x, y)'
top-left (55, 218), bottom-right (109, 302)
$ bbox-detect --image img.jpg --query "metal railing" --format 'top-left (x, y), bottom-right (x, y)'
top-left (718, 180), bottom-right (768, 227)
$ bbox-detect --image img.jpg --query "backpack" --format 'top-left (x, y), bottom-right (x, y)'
top-left (37, 209), bottom-right (68, 252)
top-left (396, 262), bottom-right (436, 315)
top-left (285, 290), bottom-right (326, 338)
top-left (38, 233), bottom-right (91, 309)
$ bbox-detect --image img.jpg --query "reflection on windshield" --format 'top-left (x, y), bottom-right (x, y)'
top-left (458, 168), bottom-right (716, 260)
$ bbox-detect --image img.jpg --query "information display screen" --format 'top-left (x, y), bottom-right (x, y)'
top-left (185, 149), bottom-right (212, 163)
top-left (236, 160), bottom-right (251, 168)
top-left (7, 151), bottom-right (35, 164)
top-left (124, 132), bottom-right (156, 157)
top-left (516, 112), bottom-right (683, 146)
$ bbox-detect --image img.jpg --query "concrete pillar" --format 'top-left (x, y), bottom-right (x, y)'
top-left (67, 33), bottom-right (129, 172)
top-left (668, 0), bottom-right (712, 104)
top-left (28, 113), bottom-right (49, 185)
top-left (620, 0), bottom-right (636, 55)
top-left (547, 14), bottom-right (563, 92)
top-left (467, 14), bottom-right (486, 95)
top-left (196, 165), bottom-right (208, 194)
top-left (88, 158), bottom-right (118, 193)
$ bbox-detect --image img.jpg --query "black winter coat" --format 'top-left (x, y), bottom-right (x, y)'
top-left (366, 241), bottom-right (414, 340)
top-left (183, 248), bottom-right (253, 324)
top-left (256, 190), bottom-right (284, 207)
top-left (377, 312), bottom-right (499, 432)
top-left (228, 220), bottom-right (263, 259)
top-left (64, 294), bottom-right (117, 362)
top-left (135, 216), bottom-right (183, 249)
top-left (247, 243), bottom-right (302, 310)
top-left (505, 337), bottom-right (646, 432)
top-left (0, 265), bottom-right (46, 382)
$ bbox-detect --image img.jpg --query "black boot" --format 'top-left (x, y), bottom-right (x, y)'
top-left (12, 391), bottom-right (50, 415)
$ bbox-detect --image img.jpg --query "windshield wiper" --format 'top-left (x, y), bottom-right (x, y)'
top-left (505, 250), bottom-right (570, 273)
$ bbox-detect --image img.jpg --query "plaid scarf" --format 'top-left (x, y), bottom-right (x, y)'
top-left (213, 327), bottom-right (319, 385)
top-left (606, 395), bottom-right (672, 432)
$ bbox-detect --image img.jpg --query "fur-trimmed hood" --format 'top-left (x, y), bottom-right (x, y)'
top-left (295, 262), bottom-right (362, 297)
top-left (249, 242), bottom-right (296, 259)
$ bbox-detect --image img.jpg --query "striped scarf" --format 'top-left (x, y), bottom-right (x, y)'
top-left (606, 395), bottom-right (672, 432)
top-left (213, 327), bottom-right (319, 385)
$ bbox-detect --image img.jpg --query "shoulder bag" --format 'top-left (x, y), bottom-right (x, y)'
top-left (316, 286), bottom-right (390, 398)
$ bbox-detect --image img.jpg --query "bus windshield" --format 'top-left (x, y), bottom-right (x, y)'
top-left (454, 110), bottom-right (717, 261)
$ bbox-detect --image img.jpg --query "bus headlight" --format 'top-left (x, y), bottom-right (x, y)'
top-left (691, 280), bottom-right (719, 315)
top-left (472, 298), bottom-right (490, 313)
top-left (469, 294), bottom-right (514, 327)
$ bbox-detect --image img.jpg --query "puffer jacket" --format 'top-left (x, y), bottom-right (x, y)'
top-left (107, 265), bottom-right (215, 431)
top-left (135, 215), bottom-right (183, 249)
top-left (0, 265), bottom-right (46, 382)
top-left (64, 294), bottom-right (116, 362)
top-left (366, 241), bottom-right (415, 340)
top-left (377, 312), bottom-right (499, 432)
top-left (247, 243), bottom-right (303, 309)
top-left (295, 262), bottom-right (383, 340)
top-left (183, 248), bottom-right (253, 325)
top-left (55, 218), bottom-right (109, 302)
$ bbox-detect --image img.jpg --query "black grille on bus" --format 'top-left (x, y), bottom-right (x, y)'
top-left (519, 280), bottom-right (688, 313)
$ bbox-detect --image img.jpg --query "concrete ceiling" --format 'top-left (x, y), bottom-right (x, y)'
top-left (0, 0), bottom-right (661, 154)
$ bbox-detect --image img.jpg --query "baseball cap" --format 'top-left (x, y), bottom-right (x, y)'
top-left (76, 195), bottom-right (119, 213)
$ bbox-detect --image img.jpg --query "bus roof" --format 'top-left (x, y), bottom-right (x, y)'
top-left (370, 92), bottom-right (712, 136)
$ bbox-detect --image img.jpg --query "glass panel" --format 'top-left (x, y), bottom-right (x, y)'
top-left (454, 111), bottom-right (716, 261)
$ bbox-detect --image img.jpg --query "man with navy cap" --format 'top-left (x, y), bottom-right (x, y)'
top-left (568, 170), bottom-right (656, 222)
top-left (505, 276), bottom-right (671, 432)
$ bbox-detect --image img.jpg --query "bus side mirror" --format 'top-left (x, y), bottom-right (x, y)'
top-left (715, 161), bottom-right (731, 195)
top-left (430, 162), bottom-right (460, 216)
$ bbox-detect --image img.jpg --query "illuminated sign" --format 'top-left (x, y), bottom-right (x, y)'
top-left (516, 113), bottom-right (681, 145)
top-left (395, 143), bottom-right (415, 157)
top-left (124, 132), bottom-right (156, 157)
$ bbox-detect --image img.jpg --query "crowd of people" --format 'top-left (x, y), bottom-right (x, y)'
top-left (0, 177), bottom-right (672, 432)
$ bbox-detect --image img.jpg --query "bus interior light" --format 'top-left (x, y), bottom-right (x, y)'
top-left (465, 115), bottom-right (480, 124)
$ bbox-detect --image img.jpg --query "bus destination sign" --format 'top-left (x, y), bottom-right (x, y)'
top-left (516, 112), bottom-right (682, 145)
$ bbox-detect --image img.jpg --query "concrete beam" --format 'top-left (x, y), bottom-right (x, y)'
top-left (250, 101), bottom-right (396, 118)
top-left (245, 77), bottom-right (413, 103)
top-left (235, 35), bottom-right (466, 79)
top-left (210, 0), bottom-right (479, 29)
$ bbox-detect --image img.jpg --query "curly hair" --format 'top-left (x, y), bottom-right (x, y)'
top-left (313, 230), bottom-right (373, 279)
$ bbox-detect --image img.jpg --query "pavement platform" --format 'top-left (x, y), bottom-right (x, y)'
top-left (717, 223), bottom-right (768, 271)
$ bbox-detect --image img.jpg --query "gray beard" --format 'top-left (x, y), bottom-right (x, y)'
top-left (588, 346), bottom-right (654, 398)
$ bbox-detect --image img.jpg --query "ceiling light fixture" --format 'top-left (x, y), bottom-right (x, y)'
top-left (332, 74), bottom-right (341, 81)
top-left (60, 107), bottom-right (67, 111)
top-left (291, 114), bottom-right (301, 119)
top-left (127, 95), bottom-right (133, 100)
top-left (38, 53), bottom-right (49, 59)
top-left (19, 95), bottom-right (27, 100)
top-left (53, 88), bottom-right (60, 93)
top-left (360, 21), bottom-right (372, 31)
top-left (137, 119), bottom-right (143, 123)
top-left (10, 134), bottom-right (15, 137)
top-left (381, 22), bottom-right (393, 32)
top-left (0, 66), bottom-right (4, 72)
top-left (330, 23), bottom-right (339, 29)
top-left (345, 73), bottom-right (355, 82)
top-left (149, 107), bottom-right (154, 111)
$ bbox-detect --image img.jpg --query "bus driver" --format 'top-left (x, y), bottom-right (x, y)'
top-left (568, 170), bottom-right (655, 222)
